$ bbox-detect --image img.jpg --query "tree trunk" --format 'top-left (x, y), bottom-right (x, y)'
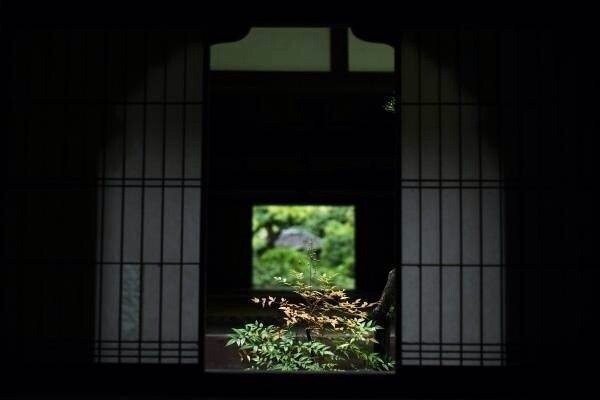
top-left (371, 268), bottom-right (396, 357)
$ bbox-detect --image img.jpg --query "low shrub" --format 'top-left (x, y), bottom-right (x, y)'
top-left (227, 245), bottom-right (394, 371)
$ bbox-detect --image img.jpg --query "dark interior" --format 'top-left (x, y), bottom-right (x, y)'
top-left (204, 66), bottom-right (398, 367)
top-left (3, 9), bottom-right (600, 398)
top-left (206, 71), bottom-right (396, 296)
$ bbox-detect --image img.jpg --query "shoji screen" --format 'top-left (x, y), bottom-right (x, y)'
top-left (4, 28), bottom-right (205, 364)
top-left (397, 29), bottom-right (505, 366)
top-left (94, 30), bottom-right (204, 363)
top-left (394, 27), bottom-right (597, 367)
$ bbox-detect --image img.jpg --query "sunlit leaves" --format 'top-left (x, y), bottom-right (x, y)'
top-left (227, 265), bottom-right (394, 371)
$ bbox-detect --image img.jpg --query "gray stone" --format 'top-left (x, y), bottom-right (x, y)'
top-left (274, 227), bottom-right (322, 250)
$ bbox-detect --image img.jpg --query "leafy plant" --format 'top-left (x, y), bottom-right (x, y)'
top-left (227, 243), bottom-right (394, 371)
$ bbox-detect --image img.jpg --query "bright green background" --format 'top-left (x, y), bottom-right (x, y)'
top-left (252, 205), bottom-right (355, 289)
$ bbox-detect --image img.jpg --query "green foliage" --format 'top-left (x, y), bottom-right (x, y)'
top-left (227, 250), bottom-right (394, 371)
top-left (320, 219), bottom-right (355, 288)
top-left (226, 322), bottom-right (338, 371)
top-left (253, 248), bottom-right (310, 289)
top-left (252, 205), bottom-right (355, 289)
